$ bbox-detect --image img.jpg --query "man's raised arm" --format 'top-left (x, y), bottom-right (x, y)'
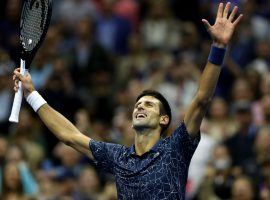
top-left (184, 2), bottom-right (243, 137)
top-left (13, 69), bottom-right (92, 158)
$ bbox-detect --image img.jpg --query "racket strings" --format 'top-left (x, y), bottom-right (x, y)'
top-left (20, 0), bottom-right (50, 51)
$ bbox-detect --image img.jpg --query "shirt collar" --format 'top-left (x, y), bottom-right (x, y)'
top-left (128, 139), bottom-right (162, 157)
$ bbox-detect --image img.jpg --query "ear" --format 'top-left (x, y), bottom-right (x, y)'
top-left (160, 115), bottom-right (169, 126)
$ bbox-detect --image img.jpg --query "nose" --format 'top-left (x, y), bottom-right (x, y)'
top-left (137, 104), bottom-right (145, 110)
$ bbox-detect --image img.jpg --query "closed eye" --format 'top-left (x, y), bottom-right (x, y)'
top-left (145, 101), bottom-right (154, 107)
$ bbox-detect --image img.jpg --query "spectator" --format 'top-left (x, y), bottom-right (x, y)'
top-left (231, 176), bottom-right (254, 200)
top-left (0, 161), bottom-right (38, 199)
top-left (74, 166), bottom-right (102, 200)
top-left (225, 101), bottom-right (258, 167)
top-left (204, 96), bottom-right (237, 142)
top-left (242, 126), bottom-right (270, 195)
top-left (113, 0), bottom-right (139, 31)
top-left (187, 130), bottom-right (216, 199)
top-left (198, 144), bottom-right (233, 200)
top-left (231, 77), bottom-right (254, 104)
top-left (10, 108), bottom-right (45, 171)
top-left (140, 0), bottom-right (181, 51)
top-left (95, 0), bottom-right (132, 55)
top-left (55, 0), bottom-right (98, 26)
top-left (247, 40), bottom-right (270, 76)
top-left (0, 71), bottom-right (12, 133)
top-left (116, 33), bottom-right (148, 86)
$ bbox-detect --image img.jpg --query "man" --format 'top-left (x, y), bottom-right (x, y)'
top-left (13, 2), bottom-right (242, 199)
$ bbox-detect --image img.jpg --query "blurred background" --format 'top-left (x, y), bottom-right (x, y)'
top-left (0, 0), bottom-right (270, 199)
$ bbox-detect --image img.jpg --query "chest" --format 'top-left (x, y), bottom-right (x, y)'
top-left (114, 150), bottom-right (187, 186)
top-left (114, 152), bottom-right (186, 200)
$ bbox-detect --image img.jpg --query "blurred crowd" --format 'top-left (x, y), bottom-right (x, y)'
top-left (0, 0), bottom-right (270, 199)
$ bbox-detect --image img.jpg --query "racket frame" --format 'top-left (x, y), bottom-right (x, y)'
top-left (9, 0), bottom-right (52, 123)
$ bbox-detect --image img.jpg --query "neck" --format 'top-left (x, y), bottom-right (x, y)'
top-left (134, 128), bottom-right (161, 156)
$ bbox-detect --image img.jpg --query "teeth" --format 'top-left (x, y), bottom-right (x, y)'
top-left (136, 114), bottom-right (146, 118)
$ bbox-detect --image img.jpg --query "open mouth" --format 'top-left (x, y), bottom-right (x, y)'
top-left (136, 113), bottom-right (147, 119)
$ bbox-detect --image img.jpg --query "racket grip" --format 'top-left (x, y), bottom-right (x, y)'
top-left (9, 84), bottom-right (24, 123)
top-left (9, 60), bottom-right (26, 123)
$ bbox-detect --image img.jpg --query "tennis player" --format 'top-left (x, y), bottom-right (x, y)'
top-left (13, 2), bottom-right (242, 199)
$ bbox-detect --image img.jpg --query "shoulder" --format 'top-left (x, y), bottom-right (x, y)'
top-left (172, 122), bottom-right (198, 138)
top-left (89, 140), bottom-right (127, 157)
top-left (167, 122), bottom-right (200, 147)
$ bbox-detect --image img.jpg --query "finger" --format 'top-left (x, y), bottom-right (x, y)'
top-left (14, 71), bottom-right (24, 81)
top-left (202, 19), bottom-right (211, 30)
top-left (14, 86), bottom-right (19, 92)
top-left (15, 79), bottom-right (19, 86)
top-left (13, 74), bottom-right (20, 81)
top-left (14, 68), bottom-right (20, 74)
top-left (229, 6), bottom-right (238, 22)
top-left (217, 3), bottom-right (223, 18)
top-left (233, 14), bottom-right (243, 26)
top-left (25, 72), bottom-right (31, 79)
top-left (223, 2), bottom-right (231, 19)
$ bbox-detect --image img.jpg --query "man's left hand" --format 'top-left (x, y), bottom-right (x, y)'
top-left (202, 2), bottom-right (243, 48)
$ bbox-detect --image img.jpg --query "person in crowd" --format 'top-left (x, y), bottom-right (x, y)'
top-left (231, 176), bottom-right (254, 200)
top-left (0, 161), bottom-right (37, 200)
top-left (224, 101), bottom-right (258, 167)
top-left (198, 144), bottom-right (234, 200)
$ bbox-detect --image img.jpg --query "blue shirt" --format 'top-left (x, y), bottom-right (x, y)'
top-left (89, 122), bottom-right (200, 200)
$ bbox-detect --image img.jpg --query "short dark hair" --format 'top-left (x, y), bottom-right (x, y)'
top-left (136, 90), bottom-right (171, 134)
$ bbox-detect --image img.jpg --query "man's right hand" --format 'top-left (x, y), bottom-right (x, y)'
top-left (13, 68), bottom-right (35, 98)
top-left (13, 68), bottom-right (93, 159)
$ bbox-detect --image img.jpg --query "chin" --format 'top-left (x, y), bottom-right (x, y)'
top-left (133, 120), bottom-right (156, 131)
top-left (132, 122), bottom-right (149, 130)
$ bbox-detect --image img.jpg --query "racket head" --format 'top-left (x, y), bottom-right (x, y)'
top-left (20, 0), bottom-right (52, 68)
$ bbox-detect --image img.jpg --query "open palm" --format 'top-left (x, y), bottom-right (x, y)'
top-left (202, 2), bottom-right (243, 46)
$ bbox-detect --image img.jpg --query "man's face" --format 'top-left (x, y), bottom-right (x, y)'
top-left (132, 96), bottom-right (162, 131)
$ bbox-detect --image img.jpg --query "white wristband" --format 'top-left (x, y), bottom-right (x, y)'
top-left (26, 91), bottom-right (47, 112)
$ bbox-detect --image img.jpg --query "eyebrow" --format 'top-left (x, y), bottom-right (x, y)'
top-left (145, 101), bottom-right (155, 105)
top-left (135, 100), bottom-right (156, 107)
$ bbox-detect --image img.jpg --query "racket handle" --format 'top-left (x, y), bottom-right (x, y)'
top-left (9, 59), bottom-right (26, 123)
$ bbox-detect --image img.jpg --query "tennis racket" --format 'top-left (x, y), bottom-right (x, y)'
top-left (9, 0), bottom-right (52, 123)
